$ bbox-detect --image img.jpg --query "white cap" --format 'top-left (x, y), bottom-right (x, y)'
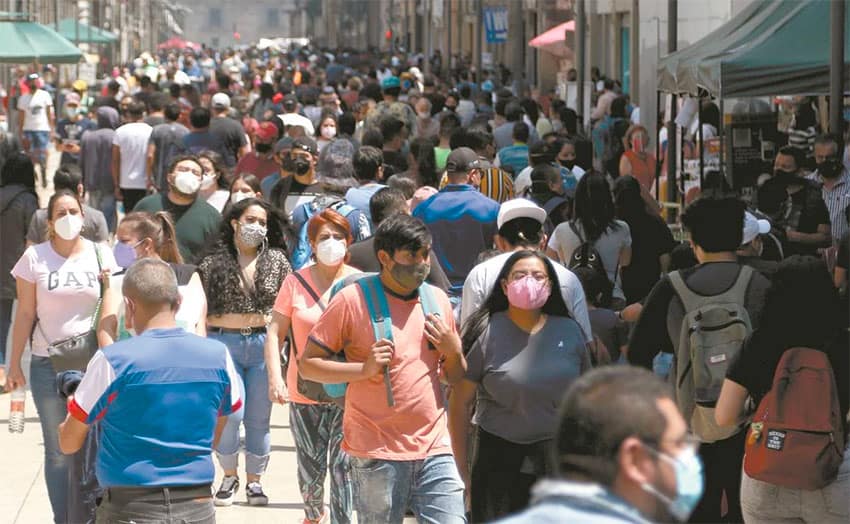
top-left (211, 92), bottom-right (231, 109)
top-left (497, 199), bottom-right (547, 230)
top-left (742, 212), bottom-right (771, 245)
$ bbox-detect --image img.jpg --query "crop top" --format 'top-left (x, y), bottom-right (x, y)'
top-left (197, 247), bottom-right (292, 316)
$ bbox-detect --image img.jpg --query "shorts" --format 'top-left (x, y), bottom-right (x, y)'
top-left (24, 130), bottom-right (50, 151)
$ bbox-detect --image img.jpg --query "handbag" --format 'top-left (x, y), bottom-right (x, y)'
top-left (39, 244), bottom-right (104, 372)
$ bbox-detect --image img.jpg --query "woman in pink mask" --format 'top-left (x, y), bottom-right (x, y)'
top-left (448, 250), bottom-right (590, 522)
top-left (619, 124), bottom-right (657, 192)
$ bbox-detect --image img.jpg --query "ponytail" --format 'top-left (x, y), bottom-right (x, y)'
top-left (153, 211), bottom-right (183, 264)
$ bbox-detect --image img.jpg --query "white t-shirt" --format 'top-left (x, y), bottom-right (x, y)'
top-left (110, 272), bottom-right (206, 338)
top-left (113, 122), bottom-right (153, 189)
top-left (204, 190), bottom-right (229, 214)
top-left (515, 164), bottom-right (586, 197)
top-left (11, 241), bottom-right (119, 357)
top-left (460, 251), bottom-right (593, 344)
top-left (548, 220), bottom-right (632, 301)
top-left (17, 89), bottom-right (53, 132)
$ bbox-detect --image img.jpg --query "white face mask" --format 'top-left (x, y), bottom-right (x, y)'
top-left (200, 173), bottom-right (217, 190)
top-left (230, 191), bottom-right (252, 205)
top-left (321, 125), bottom-right (337, 140)
top-left (174, 171), bottom-right (201, 195)
top-left (315, 238), bottom-right (347, 266)
top-left (54, 213), bottom-right (84, 240)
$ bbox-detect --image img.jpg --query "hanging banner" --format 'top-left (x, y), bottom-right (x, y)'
top-left (483, 7), bottom-right (508, 43)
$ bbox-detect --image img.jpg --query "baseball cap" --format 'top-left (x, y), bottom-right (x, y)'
top-left (497, 199), bottom-right (547, 230)
top-left (381, 76), bottom-right (401, 90)
top-left (292, 136), bottom-right (318, 156)
top-left (211, 92), bottom-right (231, 109)
top-left (445, 147), bottom-right (481, 174)
top-left (64, 92), bottom-right (81, 106)
top-left (27, 73), bottom-right (39, 81)
top-left (255, 121), bottom-right (278, 143)
top-left (274, 136), bottom-right (294, 155)
top-left (742, 212), bottom-right (771, 245)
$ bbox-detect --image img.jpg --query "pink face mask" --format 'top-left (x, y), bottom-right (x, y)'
top-left (506, 276), bottom-right (551, 310)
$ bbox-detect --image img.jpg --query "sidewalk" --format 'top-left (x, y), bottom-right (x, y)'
top-left (0, 391), bottom-right (310, 524)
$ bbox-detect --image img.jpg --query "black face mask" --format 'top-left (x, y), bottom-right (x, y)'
top-left (773, 169), bottom-right (798, 185)
top-left (559, 158), bottom-right (576, 170)
top-left (255, 142), bottom-right (272, 154)
top-left (282, 155), bottom-right (311, 175)
top-left (816, 159), bottom-right (841, 179)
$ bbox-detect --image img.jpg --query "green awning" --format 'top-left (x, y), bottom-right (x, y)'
top-left (0, 18), bottom-right (82, 63)
top-left (57, 18), bottom-right (118, 45)
top-left (658, 0), bottom-right (850, 97)
top-left (722, 0), bottom-right (850, 97)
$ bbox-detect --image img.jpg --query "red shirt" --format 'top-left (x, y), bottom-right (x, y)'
top-left (234, 152), bottom-right (279, 181)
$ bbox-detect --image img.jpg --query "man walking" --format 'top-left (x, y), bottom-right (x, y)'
top-left (58, 258), bottom-right (242, 523)
top-left (112, 101), bottom-right (153, 211)
top-left (17, 73), bottom-right (54, 187)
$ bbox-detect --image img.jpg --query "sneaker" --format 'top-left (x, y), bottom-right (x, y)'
top-left (302, 509), bottom-right (329, 524)
top-left (214, 475), bottom-right (239, 507)
top-left (246, 481), bottom-right (269, 506)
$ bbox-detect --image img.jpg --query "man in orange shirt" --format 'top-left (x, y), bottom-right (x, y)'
top-left (300, 214), bottom-right (467, 523)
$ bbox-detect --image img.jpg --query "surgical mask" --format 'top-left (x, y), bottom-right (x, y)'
top-left (53, 213), bottom-right (83, 240)
top-left (631, 135), bottom-right (645, 153)
top-left (390, 261), bottom-right (430, 289)
top-left (174, 170), bottom-right (201, 194)
top-left (506, 276), bottom-right (551, 310)
top-left (64, 106), bottom-right (78, 119)
top-left (200, 173), bottom-right (217, 190)
top-left (315, 238), bottom-right (347, 266)
top-left (255, 142), bottom-right (272, 154)
top-left (816, 158), bottom-right (841, 179)
top-left (238, 222), bottom-right (267, 247)
top-left (641, 446), bottom-right (704, 522)
top-left (320, 126), bottom-right (337, 140)
top-left (113, 241), bottom-right (140, 268)
top-left (230, 191), bottom-right (252, 205)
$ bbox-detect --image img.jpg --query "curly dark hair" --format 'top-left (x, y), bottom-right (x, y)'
top-left (206, 197), bottom-right (294, 259)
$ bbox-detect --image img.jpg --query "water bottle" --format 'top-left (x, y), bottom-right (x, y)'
top-left (8, 387), bottom-right (25, 433)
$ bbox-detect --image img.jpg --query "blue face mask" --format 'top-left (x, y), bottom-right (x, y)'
top-left (641, 445), bottom-right (704, 522)
top-left (113, 240), bottom-right (141, 269)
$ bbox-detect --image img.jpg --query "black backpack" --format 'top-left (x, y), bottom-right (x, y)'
top-left (567, 221), bottom-right (613, 303)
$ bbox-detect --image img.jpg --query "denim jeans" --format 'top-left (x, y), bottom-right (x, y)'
top-left (87, 189), bottom-right (117, 233)
top-left (350, 454), bottom-right (466, 524)
top-left (30, 355), bottom-right (71, 523)
top-left (95, 490), bottom-right (215, 524)
top-left (209, 331), bottom-right (271, 476)
top-left (653, 352), bottom-right (673, 379)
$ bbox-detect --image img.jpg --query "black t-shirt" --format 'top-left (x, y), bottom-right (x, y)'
top-left (209, 116), bottom-right (247, 167)
top-left (382, 150), bottom-right (409, 176)
top-left (727, 330), bottom-right (849, 436)
top-left (837, 233), bottom-right (849, 270)
top-left (759, 178), bottom-right (830, 257)
top-left (628, 262), bottom-right (771, 369)
top-left (347, 236), bottom-right (451, 292)
top-left (621, 214), bottom-right (676, 304)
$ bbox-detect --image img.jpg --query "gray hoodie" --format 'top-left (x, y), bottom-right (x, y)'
top-left (80, 106), bottom-right (120, 194)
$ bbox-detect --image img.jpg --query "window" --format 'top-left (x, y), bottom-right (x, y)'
top-left (209, 7), bottom-right (222, 28)
top-left (266, 8), bottom-right (279, 28)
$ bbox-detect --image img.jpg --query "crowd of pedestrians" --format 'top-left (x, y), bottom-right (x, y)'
top-left (0, 42), bottom-right (848, 524)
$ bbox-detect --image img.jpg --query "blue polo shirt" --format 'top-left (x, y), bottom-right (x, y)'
top-left (69, 328), bottom-right (242, 487)
top-left (498, 144), bottom-right (530, 175)
top-left (412, 184), bottom-right (499, 296)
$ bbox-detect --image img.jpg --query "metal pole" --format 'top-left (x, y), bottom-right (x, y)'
top-left (655, 90), bottom-right (661, 200)
top-left (475, 0), bottom-right (483, 84)
top-left (630, 0), bottom-right (639, 99)
top-left (75, 2), bottom-right (80, 78)
top-left (698, 100), bottom-right (704, 188)
top-left (509, 0), bottom-right (523, 94)
top-left (575, 0), bottom-right (586, 129)
top-left (53, 0), bottom-right (58, 30)
top-left (666, 0), bottom-right (678, 209)
top-left (830, 0), bottom-right (845, 139)
top-left (425, 0), bottom-right (433, 75)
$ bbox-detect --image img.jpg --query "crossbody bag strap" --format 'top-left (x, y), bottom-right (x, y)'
top-left (90, 243), bottom-right (104, 332)
top-left (292, 271), bottom-right (326, 311)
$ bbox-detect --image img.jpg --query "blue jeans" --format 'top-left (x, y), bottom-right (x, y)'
top-left (350, 454), bottom-right (466, 524)
top-left (87, 189), bottom-right (117, 233)
top-left (209, 331), bottom-right (271, 476)
top-left (653, 352), bottom-right (674, 379)
top-left (30, 355), bottom-right (71, 523)
top-left (95, 490), bottom-right (215, 524)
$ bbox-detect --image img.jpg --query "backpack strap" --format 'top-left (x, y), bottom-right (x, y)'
top-left (667, 270), bottom-right (703, 315)
top-left (569, 220), bottom-right (584, 243)
top-left (668, 265), bottom-right (755, 315)
top-left (418, 282), bottom-right (439, 318)
top-left (356, 275), bottom-right (395, 407)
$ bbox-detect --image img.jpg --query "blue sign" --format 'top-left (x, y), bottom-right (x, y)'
top-left (483, 7), bottom-right (508, 43)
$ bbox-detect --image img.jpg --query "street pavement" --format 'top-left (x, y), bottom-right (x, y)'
top-left (0, 388), bottom-right (313, 524)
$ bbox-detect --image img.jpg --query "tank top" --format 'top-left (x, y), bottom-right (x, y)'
top-left (624, 151), bottom-right (657, 191)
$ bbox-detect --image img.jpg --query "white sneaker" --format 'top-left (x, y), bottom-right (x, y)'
top-left (213, 475), bottom-right (239, 507)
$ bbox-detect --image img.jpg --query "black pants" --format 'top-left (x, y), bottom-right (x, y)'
top-left (120, 189), bottom-right (147, 213)
top-left (690, 429), bottom-right (746, 523)
top-left (470, 427), bottom-right (551, 523)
